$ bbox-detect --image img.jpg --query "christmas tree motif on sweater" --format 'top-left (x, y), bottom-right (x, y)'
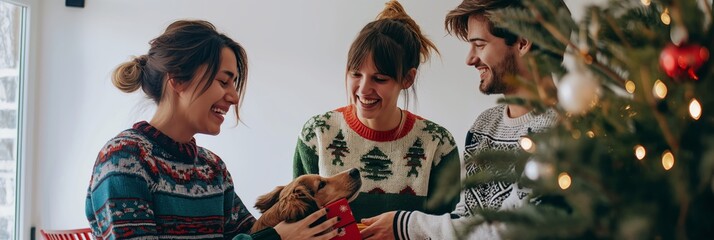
top-left (360, 147), bottom-right (393, 181)
top-left (302, 112), bottom-right (332, 142)
top-left (422, 120), bottom-right (456, 146)
top-left (326, 130), bottom-right (350, 166)
top-left (404, 138), bottom-right (426, 177)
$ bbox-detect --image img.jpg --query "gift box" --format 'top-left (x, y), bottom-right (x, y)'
top-left (325, 198), bottom-right (361, 240)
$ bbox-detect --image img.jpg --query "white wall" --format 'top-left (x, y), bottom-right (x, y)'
top-left (31, 0), bottom-right (596, 231)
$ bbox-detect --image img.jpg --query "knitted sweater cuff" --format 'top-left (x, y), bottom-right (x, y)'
top-left (393, 210), bottom-right (411, 240)
top-left (250, 227), bottom-right (281, 240)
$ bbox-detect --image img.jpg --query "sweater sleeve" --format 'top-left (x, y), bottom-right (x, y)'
top-left (86, 146), bottom-right (158, 239)
top-left (393, 199), bottom-right (506, 239)
top-left (220, 160), bottom-right (257, 238)
top-left (395, 189), bottom-right (541, 239)
top-left (294, 111), bottom-right (323, 179)
top-left (425, 147), bottom-right (460, 214)
top-left (424, 125), bottom-right (460, 214)
top-left (294, 112), bottom-right (336, 178)
top-left (293, 138), bottom-right (320, 177)
top-left (232, 227), bottom-right (281, 240)
top-left (223, 191), bottom-right (257, 238)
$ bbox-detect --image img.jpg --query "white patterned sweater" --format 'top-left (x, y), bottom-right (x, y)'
top-left (393, 104), bottom-right (559, 239)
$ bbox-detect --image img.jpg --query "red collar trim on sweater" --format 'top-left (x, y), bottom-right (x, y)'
top-left (337, 105), bottom-right (419, 142)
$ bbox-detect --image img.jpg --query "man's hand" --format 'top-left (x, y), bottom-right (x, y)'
top-left (360, 211), bottom-right (397, 240)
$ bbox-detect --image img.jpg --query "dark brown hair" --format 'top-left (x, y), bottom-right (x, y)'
top-left (346, 0), bottom-right (439, 108)
top-left (445, 0), bottom-right (571, 62)
top-left (445, 0), bottom-right (523, 45)
top-left (112, 20), bottom-right (248, 120)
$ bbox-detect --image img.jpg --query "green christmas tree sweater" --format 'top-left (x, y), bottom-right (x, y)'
top-left (294, 106), bottom-right (460, 220)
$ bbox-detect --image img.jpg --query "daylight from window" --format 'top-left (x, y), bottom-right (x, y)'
top-left (0, 1), bottom-right (25, 239)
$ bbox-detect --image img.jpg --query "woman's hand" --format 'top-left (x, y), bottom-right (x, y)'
top-left (360, 211), bottom-right (396, 240)
top-left (273, 209), bottom-right (339, 240)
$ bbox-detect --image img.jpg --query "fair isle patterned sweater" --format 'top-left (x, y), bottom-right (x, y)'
top-left (393, 105), bottom-right (559, 239)
top-left (294, 106), bottom-right (461, 220)
top-left (85, 121), bottom-right (278, 240)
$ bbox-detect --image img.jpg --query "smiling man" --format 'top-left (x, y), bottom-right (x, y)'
top-left (358, 0), bottom-right (570, 239)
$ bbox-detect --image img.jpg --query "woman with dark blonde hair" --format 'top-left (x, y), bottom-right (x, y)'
top-left (294, 0), bottom-right (460, 224)
top-left (86, 20), bottom-right (339, 240)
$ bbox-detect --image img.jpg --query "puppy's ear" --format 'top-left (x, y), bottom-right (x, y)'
top-left (255, 186), bottom-right (284, 213)
top-left (279, 185), bottom-right (319, 222)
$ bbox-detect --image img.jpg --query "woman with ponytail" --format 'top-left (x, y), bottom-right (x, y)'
top-left (294, 0), bottom-right (460, 223)
top-left (86, 20), bottom-right (338, 240)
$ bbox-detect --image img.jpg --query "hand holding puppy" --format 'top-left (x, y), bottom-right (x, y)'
top-left (274, 209), bottom-right (340, 240)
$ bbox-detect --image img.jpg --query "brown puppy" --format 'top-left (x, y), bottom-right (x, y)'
top-left (251, 168), bottom-right (362, 233)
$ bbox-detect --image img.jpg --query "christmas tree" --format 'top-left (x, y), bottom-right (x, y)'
top-left (327, 130), bottom-right (350, 166)
top-left (404, 138), bottom-right (426, 177)
top-left (360, 147), bottom-right (394, 181)
top-left (434, 0), bottom-right (714, 239)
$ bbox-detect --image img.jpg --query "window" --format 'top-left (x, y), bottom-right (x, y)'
top-left (0, 1), bottom-right (26, 239)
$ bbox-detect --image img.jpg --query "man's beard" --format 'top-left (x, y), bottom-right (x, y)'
top-left (480, 50), bottom-right (518, 95)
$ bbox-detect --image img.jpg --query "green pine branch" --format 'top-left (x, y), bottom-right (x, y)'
top-left (444, 0), bottom-right (714, 238)
top-left (490, 7), bottom-right (569, 58)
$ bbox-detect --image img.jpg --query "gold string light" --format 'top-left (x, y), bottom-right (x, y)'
top-left (635, 145), bottom-right (646, 160)
top-left (653, 80), bottom-right (668, 99)
top-left (519, 137), bottom-right (535, 153)
top-left (558, 172), bottom-right (572, 190)
top-left (661, 8), bottom-right (671, 25)
top-left (662, 150), bottom-right (675, 170)
top-left (689, 99), bottom-right (702, 120)
top-left (641, 0), bottom-right (651, 6)
top-left (625, 80), bottom-right (636, 93)
top-left (586, 131), bottom-right (595, 138)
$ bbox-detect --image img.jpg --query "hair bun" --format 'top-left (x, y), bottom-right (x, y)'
top-left (133, 55), bottom-right (147, 66)
top-left (376, 0), bottom-right (439, 63)
top-left (112, 56), bottom-right (145, 93)
top-left (376, 0), bottom-right (410, 21)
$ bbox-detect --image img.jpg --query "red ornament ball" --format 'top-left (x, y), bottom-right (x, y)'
top-left (659, 43), bottom-right (709, 80)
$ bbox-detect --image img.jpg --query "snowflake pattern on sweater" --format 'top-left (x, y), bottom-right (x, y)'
top-left (463, 105), bottom-right (559, 213)
top-left (85, 121), bottom-right (258, 240)
top-left (392, 105), bottom-right (559, 240)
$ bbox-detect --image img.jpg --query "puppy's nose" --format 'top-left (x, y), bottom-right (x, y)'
top-left (349, 168), bottom-right (360, 179)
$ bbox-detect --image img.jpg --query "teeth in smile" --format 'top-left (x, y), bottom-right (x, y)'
top-left (359, 98), bottom-right (378, 105)
top-left (212, 107), bottom-right (226, 115)
top-left (478, 68), bottom-right (487, 75)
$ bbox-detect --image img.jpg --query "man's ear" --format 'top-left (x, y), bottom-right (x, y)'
top-left (516, 37), bottom-right (533, 57)
top-left (402, 68), bottom-right (416, 89)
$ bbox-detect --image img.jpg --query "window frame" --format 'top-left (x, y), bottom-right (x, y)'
top-left (0, 1), bottom-right (30, 240)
